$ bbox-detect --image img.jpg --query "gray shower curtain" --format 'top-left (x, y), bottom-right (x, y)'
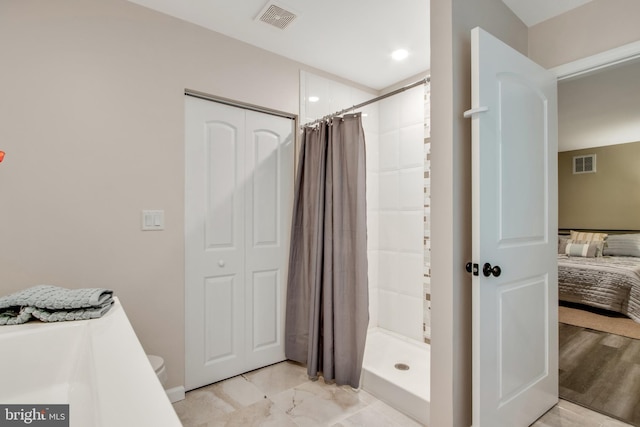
top-left (285, 113), bottom-right (369, 388)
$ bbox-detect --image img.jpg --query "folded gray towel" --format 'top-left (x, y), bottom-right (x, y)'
top-left (0, 285), bottom-right (114, 325)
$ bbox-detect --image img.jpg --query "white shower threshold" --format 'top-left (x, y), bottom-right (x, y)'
top-left (361, 327), bottom-right (430, 426)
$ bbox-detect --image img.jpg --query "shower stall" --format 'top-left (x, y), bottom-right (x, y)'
top-left (300, 71), bottom-right (431, 425)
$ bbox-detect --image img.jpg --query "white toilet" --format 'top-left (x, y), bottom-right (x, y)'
top-left (147, 354), bottom-right (168, 388)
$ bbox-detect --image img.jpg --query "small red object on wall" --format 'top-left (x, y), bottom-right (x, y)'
top-left (0, 151), bottom-right (4, 163)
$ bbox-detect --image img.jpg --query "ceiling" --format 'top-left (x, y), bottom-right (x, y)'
top-left (127, 0), bottom-right (594, 91)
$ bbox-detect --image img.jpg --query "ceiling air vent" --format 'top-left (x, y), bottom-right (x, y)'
top-left (573, 154), bottom-right (596, 174)
top-left (255, 2), bottom-right (297, 30)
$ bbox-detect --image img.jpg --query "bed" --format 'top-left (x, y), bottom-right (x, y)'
top-left (558, 231), bottom-right (640, 323)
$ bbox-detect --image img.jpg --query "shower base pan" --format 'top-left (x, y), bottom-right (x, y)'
top-left (361, 328), bottom-right (430, 425)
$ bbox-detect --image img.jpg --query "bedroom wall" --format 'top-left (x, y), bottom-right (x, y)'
top-left (0, 0), bottom-right (372, 390)
top-left (558, 141), bottom-right (640, 230)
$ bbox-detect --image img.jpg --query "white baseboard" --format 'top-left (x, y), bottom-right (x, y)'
top-left (166, 386), bottom-right (185, 403)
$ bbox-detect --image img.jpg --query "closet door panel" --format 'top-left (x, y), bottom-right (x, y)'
top-left (185, 98), bottom-right (246, 389)
top-left (252, 130), bottom-right (279, 246)
top-left (244, 110), bottom-right (294, 370)
top-left (205, 122), bottom-right (239, 248)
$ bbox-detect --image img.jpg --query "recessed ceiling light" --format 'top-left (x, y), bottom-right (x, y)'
top-left (308, 96), bottom-right (320, 103)
top-left (392, 49), bottom-right (409, 61)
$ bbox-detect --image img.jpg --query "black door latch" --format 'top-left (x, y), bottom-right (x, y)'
top-left (465, 262), bottom-right (479, 276)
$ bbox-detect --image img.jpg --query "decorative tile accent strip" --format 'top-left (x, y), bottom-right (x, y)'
top-left (423, 83), bottom-right (431, 342)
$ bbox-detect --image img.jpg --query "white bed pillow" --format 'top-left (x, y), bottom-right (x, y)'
top-left (565, 241), bottom-right (604, 258)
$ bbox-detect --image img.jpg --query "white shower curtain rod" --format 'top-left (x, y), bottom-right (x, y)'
top-left (300, 76), bottom-right (430, 129)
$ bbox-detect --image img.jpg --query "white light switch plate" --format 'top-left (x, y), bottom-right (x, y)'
top-left (142, 210), bottom-right (164, 231)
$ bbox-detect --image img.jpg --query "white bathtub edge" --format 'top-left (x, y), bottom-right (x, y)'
top-left (166, 386), bottom-right (185, 403)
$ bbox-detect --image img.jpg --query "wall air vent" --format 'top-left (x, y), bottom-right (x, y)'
top-left (573, 154), bottom-right (596, 174)
top-left (255, 2), bottom-right (297, 30)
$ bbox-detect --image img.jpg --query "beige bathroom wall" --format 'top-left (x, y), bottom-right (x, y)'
top-left (529, 0), bottom-right (640, 69)
top-left (0, 0), bottom-right (368, 390)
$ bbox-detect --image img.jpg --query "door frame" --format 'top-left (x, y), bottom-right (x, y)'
top-left (184, 89), bottom-right (302, 170)
top-left (550, 39), bottom-right (640, 81)
top-left (185, 89), bottom-right (299, 122)
top-left (542, 35), bottom-right (640, 421)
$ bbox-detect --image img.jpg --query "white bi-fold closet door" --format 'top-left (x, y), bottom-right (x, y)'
top-left (184, 95), bottom-right (294, 390)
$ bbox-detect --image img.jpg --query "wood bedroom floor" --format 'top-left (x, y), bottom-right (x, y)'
top-left (560, 322), bottom-right (640, 427)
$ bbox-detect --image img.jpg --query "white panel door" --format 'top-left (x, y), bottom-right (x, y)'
top-left (243, 110), bottom-right (294, 370)
top-left (469, 27), bottom-right (558, 427)
top-left (185, 97), bottom-right (293, 390)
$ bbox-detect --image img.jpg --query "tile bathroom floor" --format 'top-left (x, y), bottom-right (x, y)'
top-left (172, 361), bottom-right (632, 427)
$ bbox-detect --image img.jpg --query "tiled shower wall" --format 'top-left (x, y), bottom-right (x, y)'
top-left (375, 86), bottom-right (424, 341)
